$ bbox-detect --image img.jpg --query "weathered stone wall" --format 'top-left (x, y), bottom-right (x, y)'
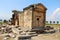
top-left (24, 9), bottom-right (32, 31)
top-left (11, 12), bottom-right (18, 25)
top-left (32, 4), bottom-right (46, 30)
top-left (11, 3), bottom-right (47, 31)
top-left (32, 11), bottom-right (45, 28)
top-left (18, 12), bottom-right (24, 27)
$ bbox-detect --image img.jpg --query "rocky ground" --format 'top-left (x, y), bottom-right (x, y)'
top-left (32, 32), bottom-right (60, 40)
top-left (0, 24), bottom-right (60, 40)
top-left (31, 24), bottom-right (60, 40)
top-left (0, 31), bottom-right (60, 40)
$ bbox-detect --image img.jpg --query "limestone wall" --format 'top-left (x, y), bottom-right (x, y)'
top-left (24, 9), bottom-right (32, 31)
top-left (18, 12), bottom-right (24, 27)
top-left (32, 4), bottom-right (46, 30)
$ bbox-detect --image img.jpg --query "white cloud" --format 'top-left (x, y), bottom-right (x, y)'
top-left (47, 8), bottom-right (60, 21)
top-left (0, 12), bottom-right (12, 20)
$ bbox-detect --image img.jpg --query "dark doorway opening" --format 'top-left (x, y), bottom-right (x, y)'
top-left (37, 18), bottom-right (39, 21)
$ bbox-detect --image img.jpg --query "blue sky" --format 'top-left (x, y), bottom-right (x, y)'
top-left (0, 0), bottom-right (60, 21)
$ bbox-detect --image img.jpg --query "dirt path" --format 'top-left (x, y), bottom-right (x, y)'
top-left (32, 32), bottom-right (60, 40)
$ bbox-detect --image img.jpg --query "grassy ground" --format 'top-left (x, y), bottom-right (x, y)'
top-left (46, 24), bottom-right (60, 26)
top-left (45, 24), bottom-right (60, 29)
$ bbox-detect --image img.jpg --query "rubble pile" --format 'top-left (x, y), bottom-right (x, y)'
top-left (0, 25), bottom-right (38, 40)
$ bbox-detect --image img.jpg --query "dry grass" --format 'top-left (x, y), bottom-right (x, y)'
top-left (45, 24), bottom-right (60, 27)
